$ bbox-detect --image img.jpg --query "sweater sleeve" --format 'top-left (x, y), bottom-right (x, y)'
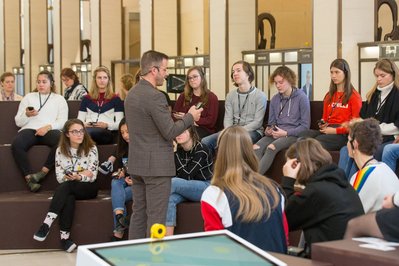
top-left (336, 91), bottom-right (362, 134)
top-left (108, 97), bottom-right (125, 130)
top-left (243, 91), bottom-right (267, 132)
top-left (321, 93), bottom-right (329, 121)
top-left (197, 93), bottom-right (219, 129)
top-left (224, 92), bottom-right (234, 128)
top-left (79, 146), bottom-right (99, 183)
top-left (77, 97), bottom-right (88, 122)
top-left (55, 148), bottom-right (67, 184)
top-left (14, 95), bottom-right (31, 128)
top-left (51, 96), bottom-right (69, 130)
top-left (286, 94), bottom-right (311, 137)
top-left (281, 176), bottom-right (321, 231)
top-left (201, 186), bottom-right (232, 231)
top-left (151, 92), bottom-right (194, 141)
top-left (173, 93), bottom-right (185, 113)
top-left (175, 145), bottom-right (212, 180)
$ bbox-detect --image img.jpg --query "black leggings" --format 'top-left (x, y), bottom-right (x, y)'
top-left (49, 180), bottom-right (98, 231)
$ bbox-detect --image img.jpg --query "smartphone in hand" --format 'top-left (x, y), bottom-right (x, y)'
top-left (195, 102), bottom-right (204, 109)
top-left (27, 106), bottom-right (34, 111)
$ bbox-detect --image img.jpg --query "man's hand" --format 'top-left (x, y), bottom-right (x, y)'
top-left (188, 105), bottom-right (203, 122)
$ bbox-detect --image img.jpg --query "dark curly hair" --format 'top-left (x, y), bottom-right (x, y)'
top-left (349, 118), bottom-right (382, 156)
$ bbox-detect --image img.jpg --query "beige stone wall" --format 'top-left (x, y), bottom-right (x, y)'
top-left (258, 0), bottom-right (312, 49)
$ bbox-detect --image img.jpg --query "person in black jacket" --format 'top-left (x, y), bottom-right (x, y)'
top-left (339, 58), bottom-right (399, 178)
top-left (282, 138), bottom-right (364, 258)
top-left (165, 126), bottom-right (213, 236)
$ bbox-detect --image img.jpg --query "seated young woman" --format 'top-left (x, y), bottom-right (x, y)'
top-left (61, 68), bottom-right (88, 100)
top-left (282, 138), bottom-right (364, 258)
top-left (173, 66), bottom-right (219, 139)
top-left (347, 118), bottom-right (399, 213)
top-left (339, 58), bottom-right (399, 178)
top-left (165, 126), bottom-right (213, 236)
top-left (299, 58), bottom-right (362, 151)
top-left (33, 119), bottom-right (98, 252)
top-left (254, 66), bottom-right (310, 175)
top-left (110, 118), bottom-right (133, 241)
top-left (345, 190), bottom-right (399, 243)
top-left (78, 66), bottom-right (124, 144)
top-left (0, 72), bottom-right (23, 101)
top-left (12, 70), bottom-right (68, 192)
top-left (201, 126), bottom-right (287, 253)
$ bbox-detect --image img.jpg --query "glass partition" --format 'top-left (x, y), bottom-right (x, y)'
top-left (242, 48), bottom-right (312, 99)
top-left (358, 41), bottom-right (399, 98)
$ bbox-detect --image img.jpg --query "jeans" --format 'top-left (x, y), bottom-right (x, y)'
top-left (382, 144), bottom-right (399, 172)
top-left (111, 178), bottom-right (133, 232)
top-left (202, 130), bottom-right (262, 155)
top-left (338, 146), bottom-right (357, 180)
top-left (165, 177), bottom-right (210, 226)
top-left (86, 127), bottom-right (114, 145)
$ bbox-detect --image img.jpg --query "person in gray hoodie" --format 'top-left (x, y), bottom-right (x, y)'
top-left (254, 66), bottom-right (310, 175)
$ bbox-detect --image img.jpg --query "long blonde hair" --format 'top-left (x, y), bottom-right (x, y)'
top-left (366, 59), bottom-right (399, 103)
top-left (90, 66), bottom-right (114, 100)
top-left (213, 126), bottom-right (280, 222)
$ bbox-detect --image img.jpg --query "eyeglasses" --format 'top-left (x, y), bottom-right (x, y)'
top-left (68, 129), bottom-right (85, 136)
top-left (188, 75), bottom-right (200, 81)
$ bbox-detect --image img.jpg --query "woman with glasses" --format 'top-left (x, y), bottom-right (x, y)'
top-left (12, 70), bottom-right (68, 192)
top-left (299, 58), bottom-right (362, 151)
top-left (61, 68), bottom-right (87, 100)
top-left (347, 118), bottom-right (399, 213)
top-left (173, 66), bottom-right (219, 138)
top-left (254, 66), bottom-right (310, 175)
top-left (282, 138), bottom-right (364, 258)
top-left (0, 72), bottom-right (23, 101)
top-left (78, 66), bottom-right (124, 144)
top-left (33, 119), bottom-right (98, 253)
top-left (339, 58), bottom-right (399, 178)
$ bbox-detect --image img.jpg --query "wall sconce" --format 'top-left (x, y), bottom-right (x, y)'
top-left (39, 64), bottom-right (54, 72)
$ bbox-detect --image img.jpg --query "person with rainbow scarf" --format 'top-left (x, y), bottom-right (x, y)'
top-left (347, 118), bottom-right (399, 213)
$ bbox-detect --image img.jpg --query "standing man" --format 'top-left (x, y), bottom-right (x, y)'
top-left (125, 50), bottom-right (202, 239)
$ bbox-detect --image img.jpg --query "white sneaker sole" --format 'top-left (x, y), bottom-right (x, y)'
top-left (33, 234), bottom-right (47, 242)
top-left (65, 243), bottom-right (77, 253)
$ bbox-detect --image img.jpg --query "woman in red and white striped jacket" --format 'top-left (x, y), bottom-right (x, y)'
top-left (201, 125), bottom-right (288, 253)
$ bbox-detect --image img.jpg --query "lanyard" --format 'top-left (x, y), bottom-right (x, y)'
top-left (278, 88), bottom-right (294, 118)
top-left (38, 92), bottom-right (51, 111)
top-left (375, 92), bottom-right (388, 116)
top-left (237, 89), bottom-right (251, 124)
top-left (326, 93), bottom-right (343, 123)
top-left (70, 153), bottom-right (81, 172)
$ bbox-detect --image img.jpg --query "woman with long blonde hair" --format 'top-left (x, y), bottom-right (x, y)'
top-left (78, 66), bottom-right (124, 144)
top-left (339, 58), bottom-right (399, 178)
top-left (201, 125), bottom-right (287, 253)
